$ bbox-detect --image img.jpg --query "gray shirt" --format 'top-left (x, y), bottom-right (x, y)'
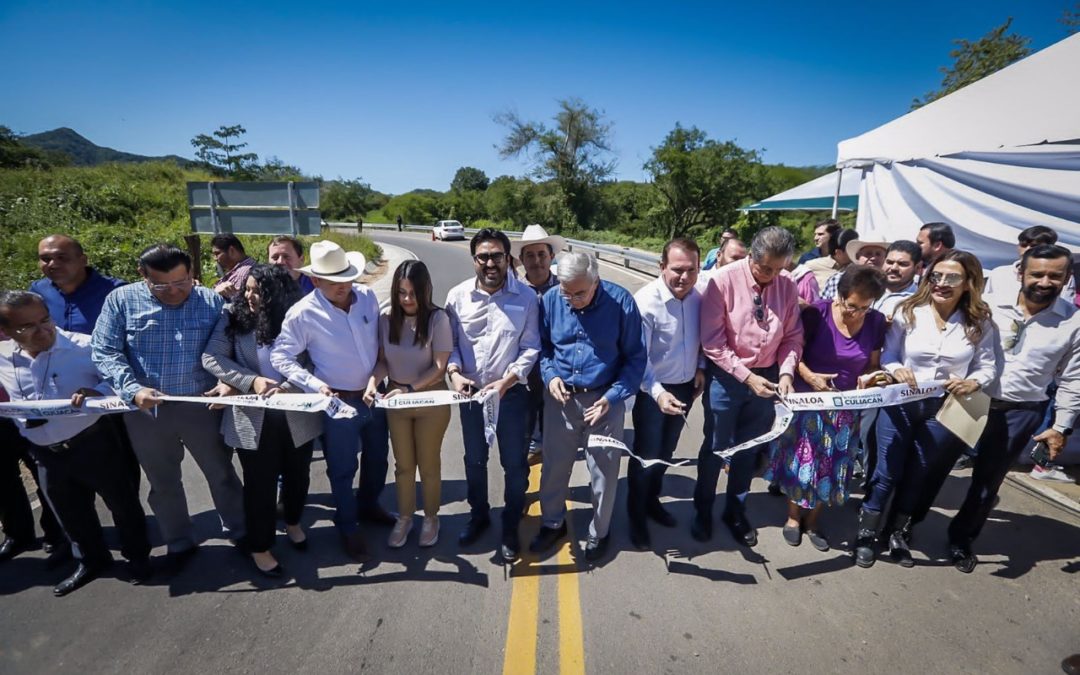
top-left (379, 309), bottom-right (453, 387)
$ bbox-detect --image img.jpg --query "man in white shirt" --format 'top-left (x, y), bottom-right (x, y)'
top-left (271, 241), bottom-right (391, 562)
top-left (948, 244), bottom-right (1080, 572)
top-left (984, 225), bottom-right (1076, 304)
top-left (0, 291), bottom-right (150, 596)
top-left (628, 238), bottom-right (704, 550)
top-left (445, 229), bottom-right (540, 563)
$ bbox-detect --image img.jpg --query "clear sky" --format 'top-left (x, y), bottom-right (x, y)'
top-left (1, 1), bottom-right (1072, 194)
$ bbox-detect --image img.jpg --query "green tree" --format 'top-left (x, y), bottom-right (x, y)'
top-left (484, 176), bottom-right (538, 227)
top-left (911, 18), bottom-right (1031, 109)
top-left (321, 178), bottom-right (382, 220)
top-left (190, 124), bottom-right (260, 177)
top-left (382, 192), bottom-right (442, 226)
top-left (495, 98), bottom-right (615, 231)
top-left (253, 156), bottom-right (306, 181)
top-left (0, 126), bottom-right (67, 169)
top-left (644, 124), bottom-right (770, 240)
top-left (451, 166), bottom-right (490, 193)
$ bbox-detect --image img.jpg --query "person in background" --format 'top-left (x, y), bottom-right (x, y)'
top-left (628, 238), bottom-right (704, 550)
top-left (947, 244), bottom-right (1080, 572)
top-left (766, 267), bottom-right (887, 552)
top-left (267, 235), bottom-right (316, 295)
top-left (694, 226), bottom-right (803, 547)
top-left (371, 260), bottom-right (453, 549)
top-left (984, 225), bottom-right (1075, 303)
top-left (532, 251), bottom-right (646, 562)
top-left (202, 264), bottom-right (320, 578)
top-left (916, 222), bottom-right (955, 265)
top-left (701, 228), bottom-right (741, 271)
top-left (31, 235), bottom-right (126, 334)
top-left (855, 250), bottom-right (998, 569)
top-left (397, 215), bottom-right (404, 232)
top-left (797, 219), bottom-right (842, 266)
top-left (821, 231), bottom-right (877, 300)
top-left (210, 234), bottom-right (256, 300)
top-left (804, 228), bottom-right (857, 290)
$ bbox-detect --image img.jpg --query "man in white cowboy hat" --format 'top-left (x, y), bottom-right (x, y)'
top-left (510, 224), bottom-right (566, 459)
top-left (271, 240), bottom-right (392, 562)
top-left (820, 232), bottom-right (885, 300)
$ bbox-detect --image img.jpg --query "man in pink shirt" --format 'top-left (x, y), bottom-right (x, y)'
top-left (694, 226), bottom-right (804, 547)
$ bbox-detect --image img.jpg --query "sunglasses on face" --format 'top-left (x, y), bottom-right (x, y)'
top-left (928, 271), bottom-right (965, 288)
top-left (473, 252), bottom-right (507, 265)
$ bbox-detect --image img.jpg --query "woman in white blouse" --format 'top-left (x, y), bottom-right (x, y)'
top-left (854, 250), bottom-right (999, 568)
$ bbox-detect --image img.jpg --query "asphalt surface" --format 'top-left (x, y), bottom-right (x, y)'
top-left (1, 230), bottom-right (1078, 674)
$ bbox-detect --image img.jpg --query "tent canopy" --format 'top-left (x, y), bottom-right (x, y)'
top-left (741, 169), bottom-right (860, 212)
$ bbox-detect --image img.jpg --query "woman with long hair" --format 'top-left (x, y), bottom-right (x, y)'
top-left (366, 260), bottom-right (452, 549)
top-left (766, 266), bottom-right (888, 552)
top-left (854, 250), bottom-right (999, 568)
top-left (203, 264), bottom-right (322, 578)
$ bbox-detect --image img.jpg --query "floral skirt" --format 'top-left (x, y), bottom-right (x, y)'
top-left (765, 409), bottom-right (859, 509)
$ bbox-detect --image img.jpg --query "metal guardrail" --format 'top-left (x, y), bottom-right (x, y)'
top-left (330, 222), bottom-right (662, 277)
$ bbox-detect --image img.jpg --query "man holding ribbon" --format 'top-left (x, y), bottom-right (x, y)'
top-left (445, 229), bottom-right (540, 563)
top-left (627, 238), bottom-right (704, 550)
top-left (1, 291), bottom-right (150, 595)
top-left (694, 226), bottom-right (803, 547)
top-left (92, 244), bottom-right (246, 576)
top-left (531, 251), bottom-right (646, 563)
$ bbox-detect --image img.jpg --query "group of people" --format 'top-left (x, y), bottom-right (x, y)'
top-left (0, 219), bottom-right (1076, 598)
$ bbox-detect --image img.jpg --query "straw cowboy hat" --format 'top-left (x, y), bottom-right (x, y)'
top-left (299, 241), bottom-right (367, 282)
top-left (510, 224), bottom-right (567, 259)
top-left (845, 236), bottom-right (892, 262)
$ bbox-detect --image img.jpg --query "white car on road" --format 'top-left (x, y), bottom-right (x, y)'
top-left (433, 220), bottom-right (466, 241)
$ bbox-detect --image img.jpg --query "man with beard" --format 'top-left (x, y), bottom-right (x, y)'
top-left (872, 241), bottom-right (922, 318)
top-left (984, 225), bottom-right (1075, 303)
top-left (947, 244), bottom-right (1080, 572)
top-left (446, 229), bottom-right (540, 562)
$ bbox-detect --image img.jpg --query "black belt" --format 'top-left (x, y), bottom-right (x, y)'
top-left (44, 419), bottom-right (103, 453)
top-left (565, 383), bottom-right (608, 395)
top-left (989, 398), bottom-right (1047, 412)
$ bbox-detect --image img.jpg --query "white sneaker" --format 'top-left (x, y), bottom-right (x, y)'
top-left (388, 516), bottom-right (412, 548)
top-left (1030, 464), bottom-right (1074, 484)
top-left (418, 516), bottom-right (439, 547)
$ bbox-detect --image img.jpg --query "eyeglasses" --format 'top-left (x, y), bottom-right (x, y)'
top-left (838, 299), bottom-right (871, 315)
top-left (752, 293), bottom-right (765, 324)
top-left (928, 271), bottom-right (965, 288)
top-left (8, 316), bottom-right (54, 337)
top-left (560, 282), bottom-right (595, 303)
top-left (1003, 319), bottom-right (1025, 352)
top-left (473, 252), bottom-right (507, 265)
top-left (147, 278), bottom-right (193, 293)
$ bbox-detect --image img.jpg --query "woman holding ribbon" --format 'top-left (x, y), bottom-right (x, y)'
top-left (366, 260), bottom-right (453, 549)
top-left (202, 264), bottom-right (322, 578)
top-left (855, 250), bottom-right (998, 568)
top-left (766, 266), bottom-right (888, 552)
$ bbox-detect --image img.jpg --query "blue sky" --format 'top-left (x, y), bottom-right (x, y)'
top-left (1, 1), bottom-right (1072, 194)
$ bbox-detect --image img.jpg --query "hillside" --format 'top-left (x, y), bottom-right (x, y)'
top-left (20, 127), bottom-right (195, 167)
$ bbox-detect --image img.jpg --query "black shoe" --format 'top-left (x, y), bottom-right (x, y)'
top-left (359, 506), bottom-right (398, 527)
top-left (628, 520), bottom-right (650, 551)
top-left (529, 523), bottom-right (567, 553)
top-left (782, 524), bottom-right (802, 547)
top-left (43, 543), bottom-right (74, 570)
top-left (722, 513), bottom-right (758, 547)
top-left (500, 531), bottom-right (520, 563)
top-left (767, 482), bottom-right (784, 497)
top-left (646, 502), bottom-right (677, 528)
top-left (949, 543), bottom-right (977, 574)
top-left (806, 530), bottom-right (830, 552)
top-left (43, 540), bottom-right (60, 555)
top-left (256, 562), bottom-right (284, 579)
top-left (690, 513), bottom-right (713, 542)
top-left (162, 545), bottom-right (199, 577)
top-left (0, 537), bottom-right (33, 562)
top-left (54, 562), bottom-right (105, 597)
top-left (854, 509), bottom-right (880, 569)
top-left (888, 531), bottom-right (914, 568)
top-left (126, 558), bottom-right (153, 585)
top-left (458, 515), bottom-right (491, 547)
top-left (584, 535), bottom-right (609, 563)
top-left (288, 536), bottom-right (308, 552)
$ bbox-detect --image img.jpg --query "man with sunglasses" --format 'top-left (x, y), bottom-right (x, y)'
top-left (947, 244), bottom-right (1080, 572)
top-left (92, 244), bottom-right (245, 575)
top-left (694, 226), bottom-right (804, 547)
top-left (445, 229), bottom-right (540, 562)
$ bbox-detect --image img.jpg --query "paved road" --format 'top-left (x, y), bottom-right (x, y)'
top-left (2, 231), bottom-right (1078, 674)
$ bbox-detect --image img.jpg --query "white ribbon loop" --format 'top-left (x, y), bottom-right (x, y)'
top-left (588, 434), bottom-right (691, 468)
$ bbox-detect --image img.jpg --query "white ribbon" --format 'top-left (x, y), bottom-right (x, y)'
top-left (374, 388), bottom-right (500, 446)
top-left (159, 393), bottom-right (359, 419)
top-left (0, 396), bottom-right (136, 419)
top-left (587, 434), bottom-right (691, 467)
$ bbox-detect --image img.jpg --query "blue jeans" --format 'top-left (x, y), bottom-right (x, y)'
top-left (628, 380), bottom-right (695, 524)
top-left (694, 364), bottom-right (778, 520)
top-left (865, 398), bottom-right (961, 520)
top-left (461, 384), bottom-right (529, 534)
top-left (322, 396), bottom-right (390, 535)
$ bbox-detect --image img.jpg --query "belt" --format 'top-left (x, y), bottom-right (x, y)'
top-left (989, 398), bottom-right (1047, 412)
top-left (331, 389), bottom-right (365, 398)
top-left (44, 419), bottom-right (102, 453)
top-left (565, 383), bottom-right (608, 395)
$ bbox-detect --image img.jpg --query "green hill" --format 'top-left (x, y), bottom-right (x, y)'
top-left (20, 127), bottom-right (195, 167)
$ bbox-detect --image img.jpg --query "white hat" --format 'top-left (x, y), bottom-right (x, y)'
top-left (845, 237), bottom-right (891, 262)
top-left (299, 241), bottom-right (367, 282)
top-left (510, 224), bottom-right (567, 259)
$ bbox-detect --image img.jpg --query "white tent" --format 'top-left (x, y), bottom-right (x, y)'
top-left (740, 169), bottom-right (861, 212)
top-left (835, 33), bottom-right (1080, 269)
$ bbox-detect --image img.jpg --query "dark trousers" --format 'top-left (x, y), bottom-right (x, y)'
top-left (628, 380), bottom-right (695, 525)
top-left (949, 404), bottom-right (1046, 545)
top-left (866, 398), bottom-right (964, 520)
top-left (525, 368), bottom-right (545, 442)
top-left (461, 384), bottom-right (529, 534)
top-left (321, 395), bottom-right (390, 535)
top-left (109, 413), bottom-right (143, 491)
top-left (29, 420), bottom-right (150, 565)
top-left (237, 411), bottom-right (315, 553)
top-left (694, 364), bottom-right (778, 520)
top-left (0, 419), bottom-right (63, 545)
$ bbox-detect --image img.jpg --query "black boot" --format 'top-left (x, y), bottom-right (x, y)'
top-left (888, 514), bottom-right (915, 568)
top-left (854, 509), bottom-right (880, 569)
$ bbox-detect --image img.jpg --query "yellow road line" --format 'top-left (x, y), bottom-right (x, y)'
top-left (502, 465), bottom-right (542, 675)
top-left (556, 538), bottom-right (585, 675)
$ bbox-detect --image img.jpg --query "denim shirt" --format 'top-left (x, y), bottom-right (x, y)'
top-left (30, 268), bottom-right (127, 334)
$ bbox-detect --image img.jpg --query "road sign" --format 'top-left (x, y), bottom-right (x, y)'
top-left (187, 181), bottom-right (321, 235)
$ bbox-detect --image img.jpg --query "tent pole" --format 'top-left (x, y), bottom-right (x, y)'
top-left (831, 168), bottom-right (843, 219)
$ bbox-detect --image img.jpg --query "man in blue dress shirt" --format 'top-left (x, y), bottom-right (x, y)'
top-left (31, 235), bottom-right (126, 334)
top-left (530, 251), bottom-right (646, 562)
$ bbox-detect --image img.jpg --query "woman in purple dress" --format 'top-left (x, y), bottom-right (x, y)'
top-left (766, 266), bottom-right (889, 551)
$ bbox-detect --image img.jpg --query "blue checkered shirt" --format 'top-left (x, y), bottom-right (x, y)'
top-left (820, 268), bottom-right (845, 301)
top-left (92, 282), bottom-right (224, 401)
